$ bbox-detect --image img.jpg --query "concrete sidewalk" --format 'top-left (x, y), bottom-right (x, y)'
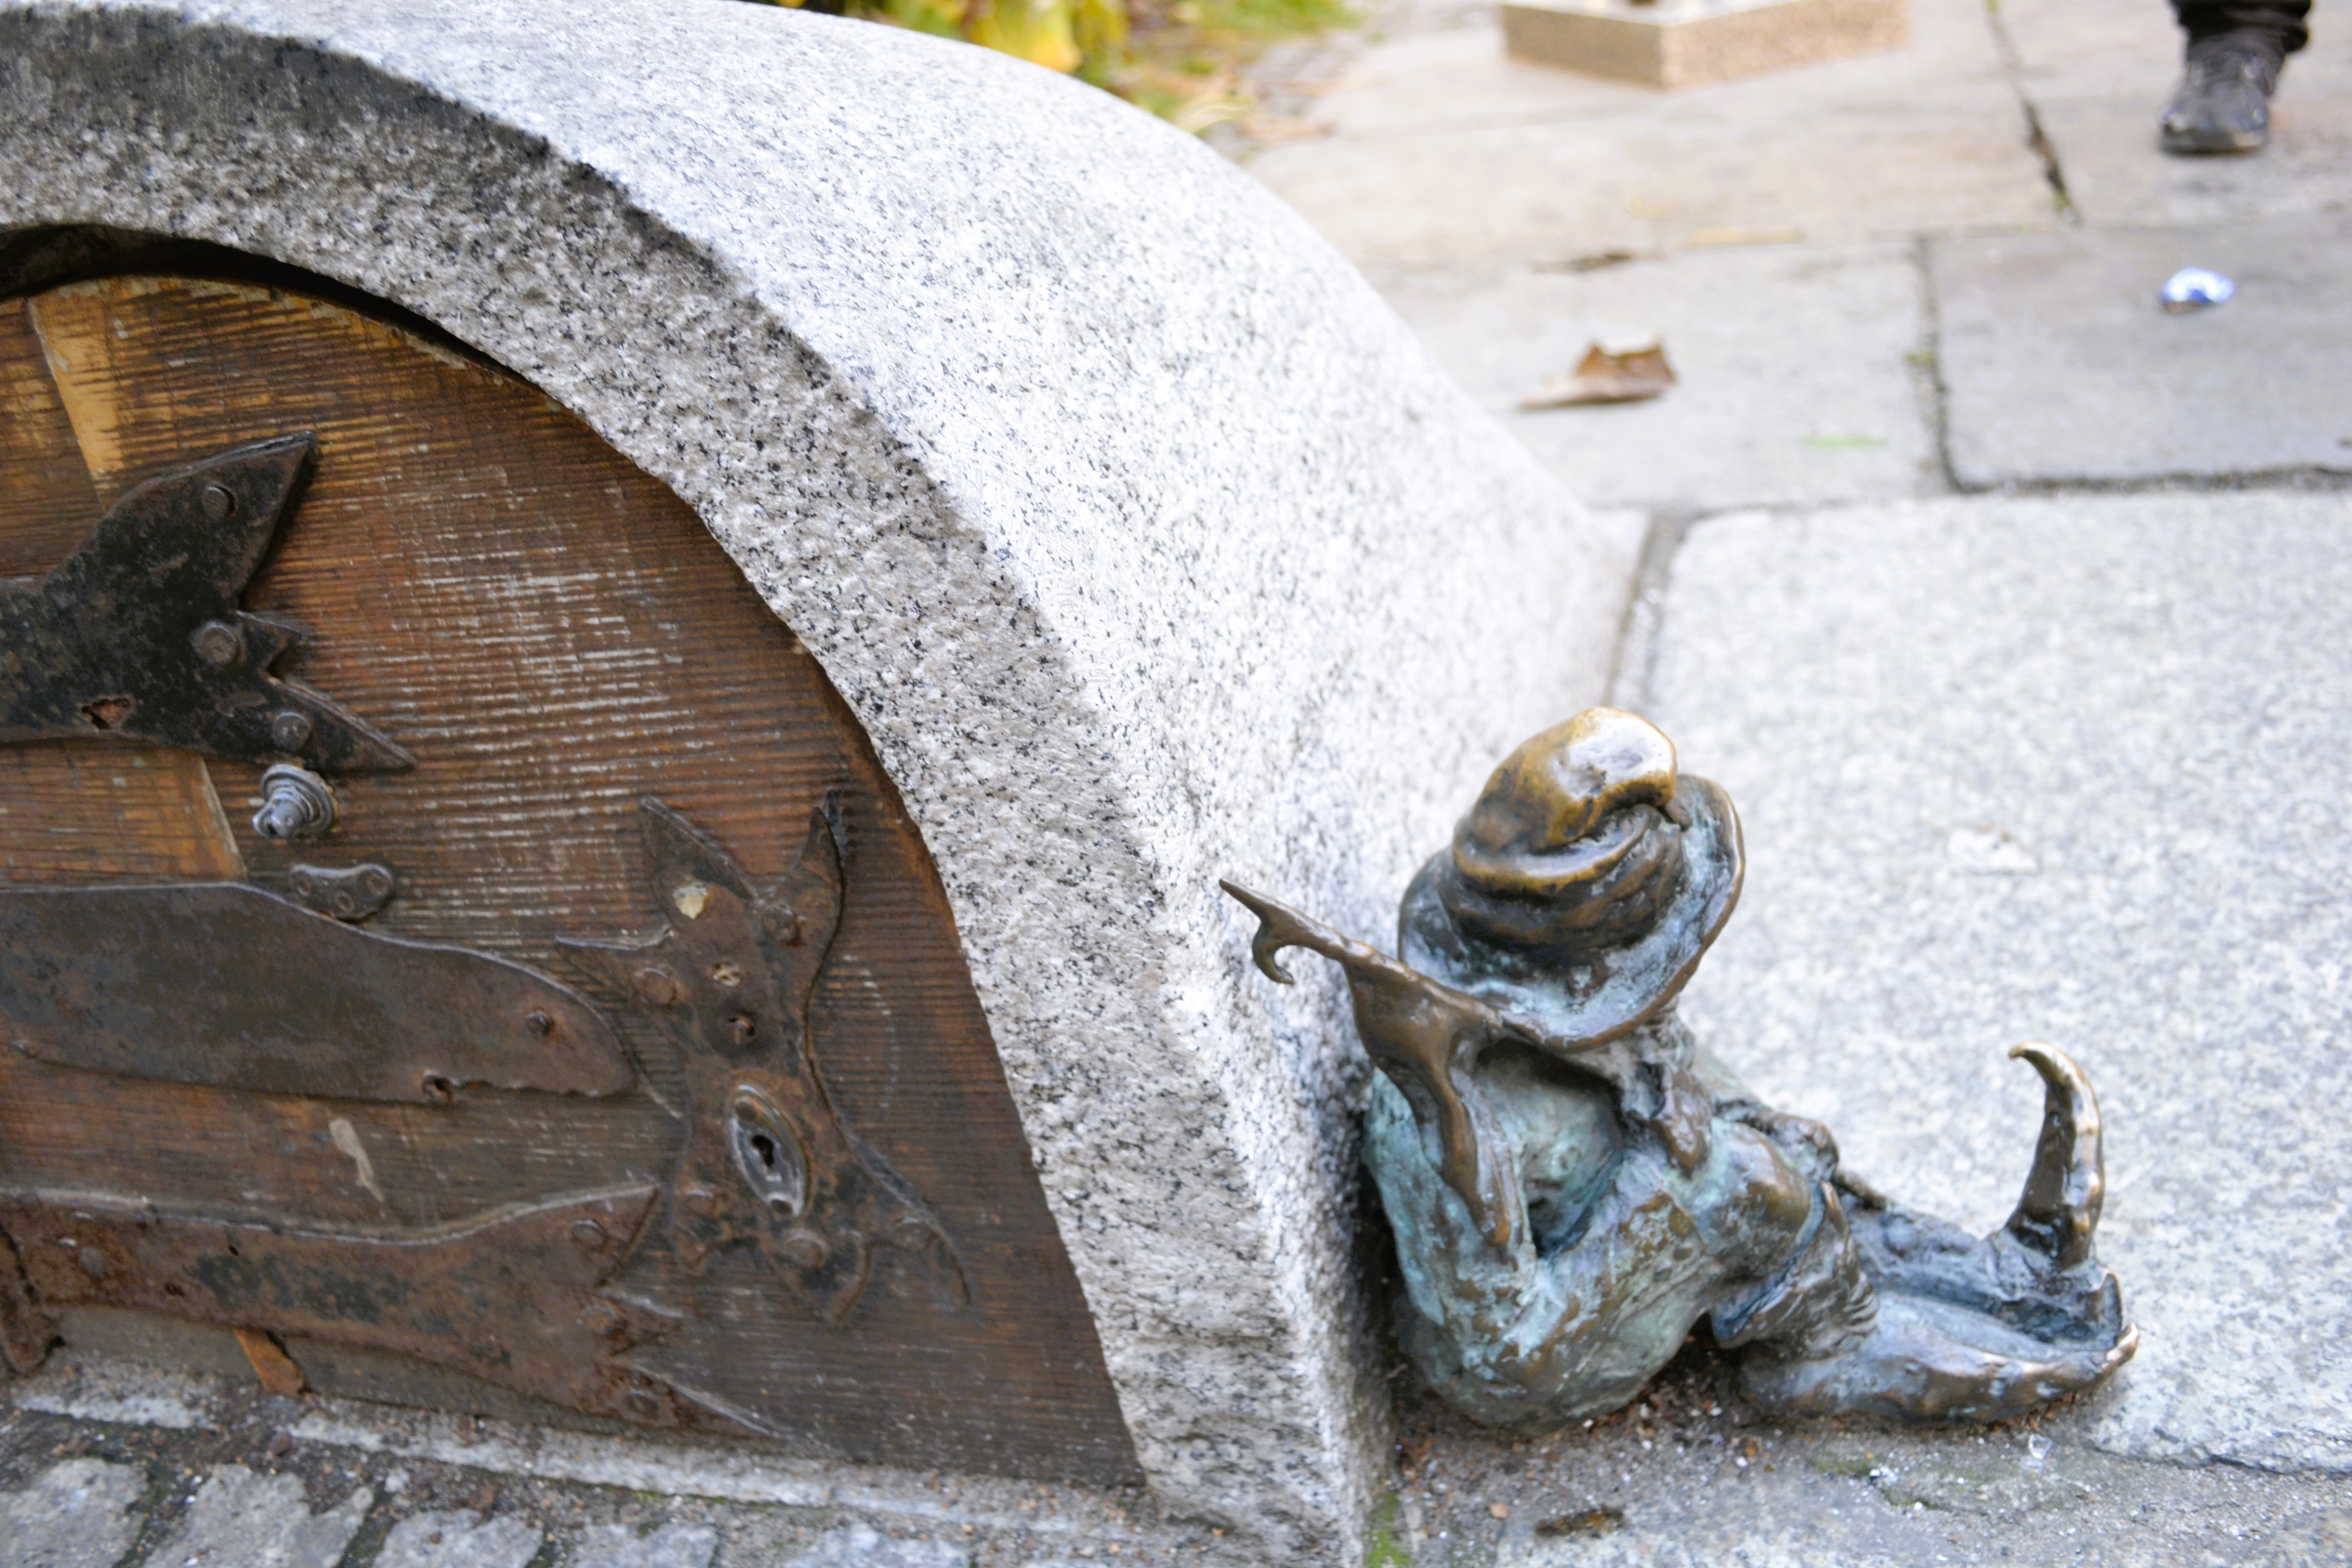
top-left (1240, 1), bottom-right (2352, 1562)
top-left (1247, 0), bottom-right (2352, 505)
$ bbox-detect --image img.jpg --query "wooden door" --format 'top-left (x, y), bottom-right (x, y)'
top-left (0, 273), bottom-right (1138, 1485)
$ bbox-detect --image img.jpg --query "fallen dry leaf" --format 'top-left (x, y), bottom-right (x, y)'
top-left (1533, 248), bottom-right (1639, 274)
top-left (1535, 1506), bottom-right (1627, 1538)
top-left (1520, 341), bottom-right (1675, 409)
top-left (233, 1326), bottom-right (307, 1396)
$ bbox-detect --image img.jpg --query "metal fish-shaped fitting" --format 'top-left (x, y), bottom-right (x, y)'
top-left (559, 795), bottom-right (968, 1326)
top-left (0, 433), bottom-right (411, 773)
top-left (0, 880), bottom-right (632, 1102)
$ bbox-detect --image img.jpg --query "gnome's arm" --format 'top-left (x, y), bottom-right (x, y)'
top-left (1222, 879), bottom-right (1536, 1247)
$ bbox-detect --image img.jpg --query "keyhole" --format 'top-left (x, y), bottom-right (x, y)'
top-left (727, 1090), bottom-right (807, 1219)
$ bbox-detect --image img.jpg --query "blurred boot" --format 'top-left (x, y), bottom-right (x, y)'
top-left (2160, 29), bottom-right (2288, 153)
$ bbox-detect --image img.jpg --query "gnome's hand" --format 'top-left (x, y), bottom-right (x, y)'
top-left (1724, 1105), bottom-right (1842, 1186)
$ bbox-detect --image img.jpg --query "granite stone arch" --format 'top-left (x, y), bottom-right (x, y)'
top-left (0, 0), bottom-right (1632, 1553)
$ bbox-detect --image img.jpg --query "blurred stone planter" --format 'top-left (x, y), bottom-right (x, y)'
top-left (1502, 0), bottom-right (1912, 87)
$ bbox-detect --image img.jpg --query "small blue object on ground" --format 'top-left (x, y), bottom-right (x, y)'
top-left (2160, 266), bottom-right (2235, 312)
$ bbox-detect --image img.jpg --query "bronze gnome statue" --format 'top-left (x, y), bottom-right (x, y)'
top-left (1224, 709), bottom-right (2135, 1427)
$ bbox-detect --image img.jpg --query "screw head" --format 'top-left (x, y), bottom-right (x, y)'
top-left (761, 902), bottom-right (804, 946)
top-left (570, 1218), bottom-right (607, 1252)
top-left (779, 1231), bottom-right (829, 1270)
top-left (632, 967), bottom-right (679, 1006)
top-left (270, 710), bottom-right (314, 752)
top-left (190, 620), bottom-right (244, 667)
top-left (727, 1013), bottom-right (756, 1047)
top-left (201, 484), bottom-right (235, 522)
top-left (524, 1009), bottom-right (555, 1038)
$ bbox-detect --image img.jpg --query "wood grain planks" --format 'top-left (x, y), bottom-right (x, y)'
top-left (0, 275), bottom-right (1137, 1484)
top-left (0, 302), bottom-right (245, 883)
top-left (0, 297), bottom-right (97, 574)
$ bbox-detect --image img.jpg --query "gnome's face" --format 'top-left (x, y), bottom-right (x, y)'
top-left (1437, 709), bottom-right (1689, 958)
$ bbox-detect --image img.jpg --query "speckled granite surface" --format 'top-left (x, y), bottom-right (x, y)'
top-left (0, 1), bottom-right (1632, 1554)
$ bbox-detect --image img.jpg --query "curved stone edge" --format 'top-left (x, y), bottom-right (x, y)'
top-left (0, 1), bottom-right (1634, 1556)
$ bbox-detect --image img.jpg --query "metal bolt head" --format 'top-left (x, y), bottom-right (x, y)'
top-left (779, 1231), bottom-right (829, 1270)
top-left (726, 1013), bottom-right (756, 1047)
top-left (252, 764), bottom-right (336, 840)
top-left (570, 1218), bottom-right (607, 1252)
top-left (632, 967), bottom-right (679, 1006)
top-left (270, 709), bottom-right (315, 752)
top-left (682, 1187), bottom-right (723, 1218)
top-left (190, 620), bottom-right (244, 667)
top-left (201, 484), bottom-right (235, 522)
top-left (525, 1009), bottom-right (555, 1038)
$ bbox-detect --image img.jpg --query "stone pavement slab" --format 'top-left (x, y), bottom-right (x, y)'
top-left (1248, 0), bottom-right (2054, 276)
top-left (783, 1522), bottom-right (973, 1568)
top-left (152, 1464), bottom-right (373, 1568)
top-left (1644, 489), bottom-right (2352, 1476)
top-left (1997, 0), bottom-right (2352, 230)
top-left (572, 1521), bottom-right (718, 1568)
top-left (1376, 1369), bottom-right (2352, 1568)
top-left (0, 1458), bottom-right (147, 1568)
top-left (1932, 219), bottom-right (2352, 485)
top-left (1385, 242), bottom-right (1939, 510)
top-left (377, 1510), bottom-right (544, 1568)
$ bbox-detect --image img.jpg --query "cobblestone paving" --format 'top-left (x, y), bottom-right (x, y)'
top-left (0, 1365), bottom-right (1234, 1568)
top-left (14, 1344), bottom-right (2352, 1567)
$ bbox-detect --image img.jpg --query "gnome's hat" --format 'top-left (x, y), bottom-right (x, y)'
top-left (1399, 708), bottom-right (1743, 1048)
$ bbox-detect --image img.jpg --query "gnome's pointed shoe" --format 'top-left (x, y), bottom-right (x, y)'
top-left (1733, 1044), bottom-right (2137, 1422)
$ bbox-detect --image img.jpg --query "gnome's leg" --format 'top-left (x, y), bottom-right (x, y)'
top-left (1733, 1048), bottom-right (2137, 1422)
top-left (1710, 1181), bottom-right (1880, 1362)
top-left (1367, 1055), bottom-right (1822, 1429)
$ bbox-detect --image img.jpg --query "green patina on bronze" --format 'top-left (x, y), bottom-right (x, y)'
top-left (1223, 708), bottom-right (2135, 1428)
